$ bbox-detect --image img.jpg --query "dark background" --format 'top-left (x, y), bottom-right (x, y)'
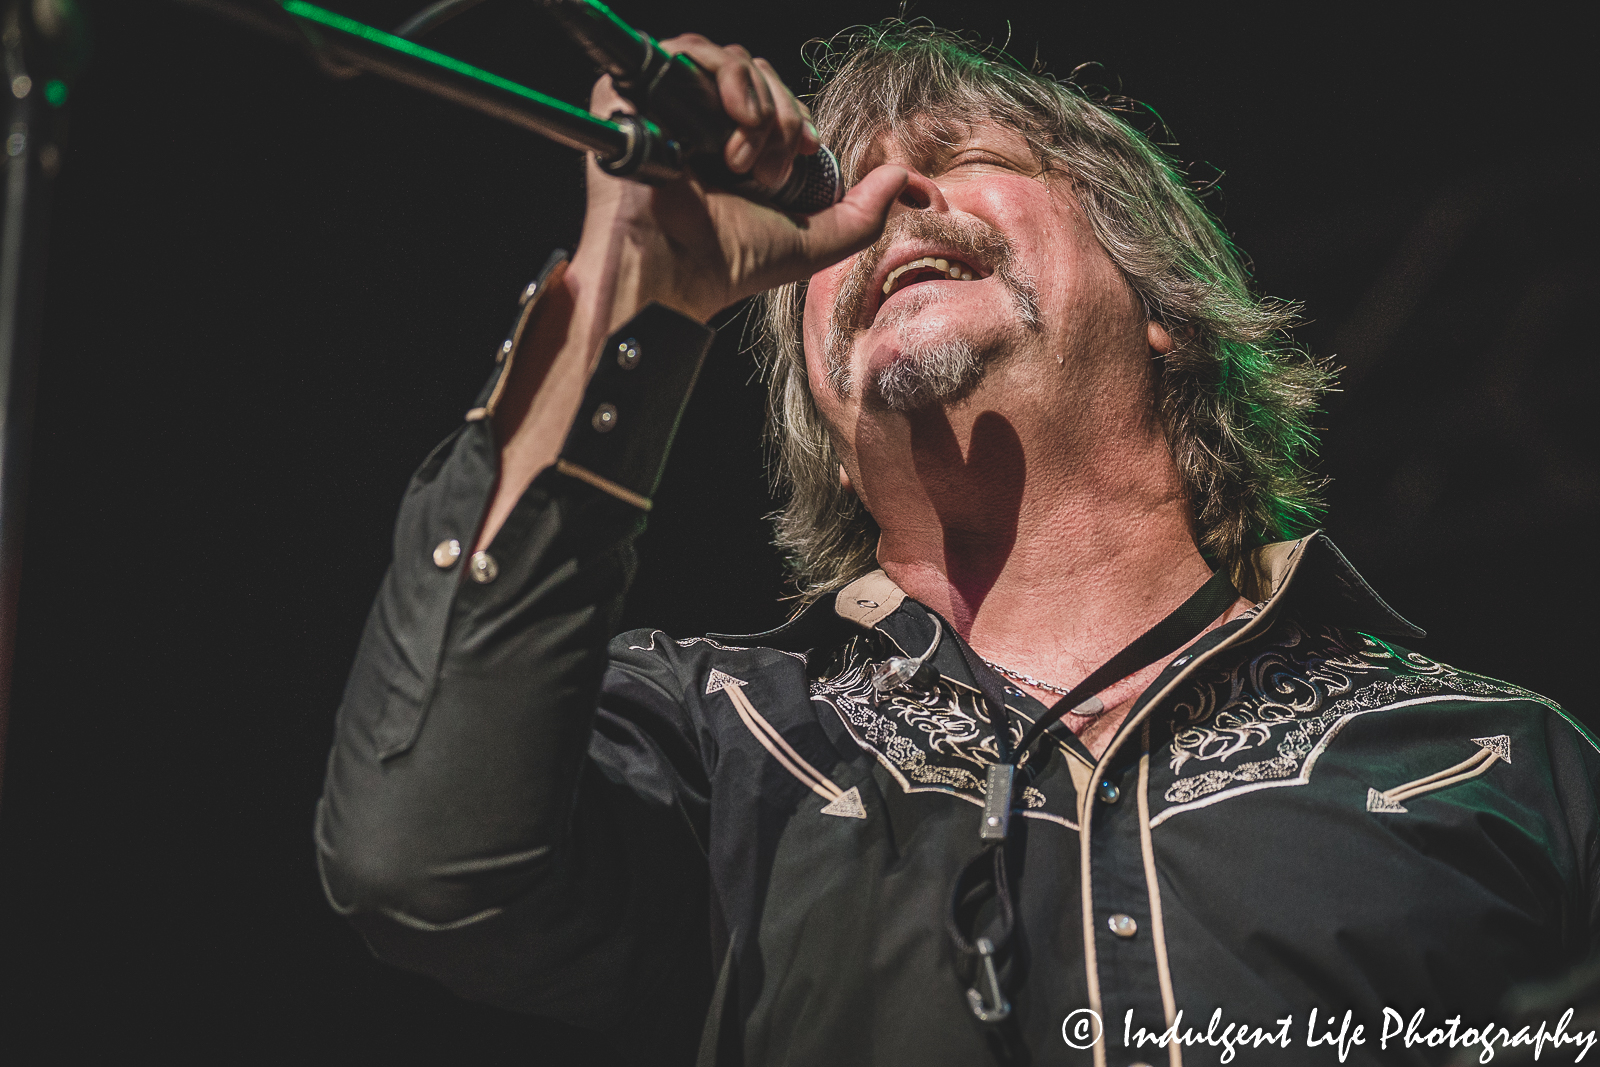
top-left (0, 0), bottom-right (1592, 1061)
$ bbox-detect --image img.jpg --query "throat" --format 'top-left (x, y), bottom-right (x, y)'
top-left (878, 505), bottom-right (1219, 692)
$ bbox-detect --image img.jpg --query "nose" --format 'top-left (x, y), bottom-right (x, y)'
top-left (889, 168), bottom-right (950, 216)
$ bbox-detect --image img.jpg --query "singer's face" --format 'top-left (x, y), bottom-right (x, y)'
top-left (799, 116), bottom-right (1150, 476)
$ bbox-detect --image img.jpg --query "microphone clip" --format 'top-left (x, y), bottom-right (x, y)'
top-left (599, 111), bottom-right (682, 184)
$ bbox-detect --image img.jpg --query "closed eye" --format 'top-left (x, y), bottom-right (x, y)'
top-left (941, 149), bottom-right (1040, 178)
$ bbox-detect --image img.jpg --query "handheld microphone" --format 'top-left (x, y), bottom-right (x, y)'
top-left (542, 0), bottom-right (843, 215)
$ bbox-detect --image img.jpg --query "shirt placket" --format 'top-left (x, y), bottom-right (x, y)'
top-left (1084, 740), bottom-right (1175, 1067)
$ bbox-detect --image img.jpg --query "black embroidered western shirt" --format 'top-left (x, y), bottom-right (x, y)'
top-left (317, 258), bottom-right (1600, 1066)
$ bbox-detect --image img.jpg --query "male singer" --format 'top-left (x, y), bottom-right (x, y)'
top-left (316, 22), bottom-right (1600, 1066)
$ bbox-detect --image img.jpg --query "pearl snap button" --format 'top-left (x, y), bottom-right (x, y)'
top-left (469, 551), bottom-right (498, 584)
top-left (432, 539), bottom-right (461, 569)
top-left (1097, 780), bottom-right (1120, 804)
top-left (1108, 913), bottom-right (1138, 938)
top-left (591, 403), bottom-right (618, 432)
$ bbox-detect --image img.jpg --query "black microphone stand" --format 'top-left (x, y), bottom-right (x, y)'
top-left (170, 0), bottom-right (756, 187)
top-left (172, 0), bottom-right (839, 202)
top-left (278, 0), bottom-right (682, 180)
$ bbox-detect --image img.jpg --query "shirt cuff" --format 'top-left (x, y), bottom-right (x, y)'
top-left (556, 304), bottom-right (715, 510)
top-left (464, 252), bottom-right (716, 512)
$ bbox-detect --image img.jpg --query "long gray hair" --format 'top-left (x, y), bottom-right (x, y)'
top-left (754, 22), bottom-right (1334, 600)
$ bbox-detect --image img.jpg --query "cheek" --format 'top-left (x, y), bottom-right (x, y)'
top-left (802, 264), bottom-right (849, 379)
top-left (803, 264), bottom-right (846, 334)
top-left (962, 174), bottom-right (1057, 240)
top-left (959, 179), bottom-right (1080, 297)
top-left (1012, 186), bottom-right (1140, 334)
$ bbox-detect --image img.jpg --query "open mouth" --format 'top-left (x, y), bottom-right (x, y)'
top-left (839, 238), bottom-right (999, 334)
top-left (881, 256), bottom-right (978, 298)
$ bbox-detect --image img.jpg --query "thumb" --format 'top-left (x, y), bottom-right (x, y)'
top-left (796, 165), bottom-right (908, 273)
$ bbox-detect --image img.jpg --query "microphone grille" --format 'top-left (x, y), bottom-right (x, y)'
top-left (773, 146), bottom-right (844, 215)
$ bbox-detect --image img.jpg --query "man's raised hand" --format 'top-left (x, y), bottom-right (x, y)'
top-left (477, 34), bottom-right (903, 550)
top-left (569, 33), bottom-right (909, 327)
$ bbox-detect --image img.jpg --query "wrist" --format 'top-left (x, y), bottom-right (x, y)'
top-left (569, 198), bottom-right (723, 331)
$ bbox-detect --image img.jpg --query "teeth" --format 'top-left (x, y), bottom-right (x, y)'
top-left (882, 256), bottom-right (975, 295)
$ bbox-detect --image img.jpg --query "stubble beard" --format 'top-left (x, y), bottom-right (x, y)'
top-left (824, 213), bottom-right (1041, 413)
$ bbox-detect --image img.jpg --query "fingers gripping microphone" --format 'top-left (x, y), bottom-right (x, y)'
top-left (542, 0), bottom-right (843, 215)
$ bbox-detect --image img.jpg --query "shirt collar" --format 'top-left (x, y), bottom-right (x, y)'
top-left (706, 530), bottom-right (1423, 652)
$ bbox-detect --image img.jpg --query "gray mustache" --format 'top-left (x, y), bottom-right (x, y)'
top-left (829, 212), bottom-right (1016, 333)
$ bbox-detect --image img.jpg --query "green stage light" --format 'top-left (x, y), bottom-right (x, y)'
top-left (278, 0), bottom-right (592, 124)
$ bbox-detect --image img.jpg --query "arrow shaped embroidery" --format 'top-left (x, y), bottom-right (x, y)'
top-left (1368, 735), bottom-right (1511, 814)
top-left (1471, 734), bottom-right (1511, 763)
top-left (709, 667), bottom-right (865, 820)
top-left (706, 668), bottom-right (746, 695)
top-left (819, 786), bottom-right (868, 819)
top-left (1366, 788), bottom-right (1408, 813)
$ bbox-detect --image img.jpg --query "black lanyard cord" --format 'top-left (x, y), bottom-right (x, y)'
top-left (1015, 567), bottom-right (1239, 759)
top-left (943, 567), bottom-right (1240, 1027)
top-left (947, 568), bottom-right (1238, 768)
top-left (948, 567), bottom-right (1238, 842)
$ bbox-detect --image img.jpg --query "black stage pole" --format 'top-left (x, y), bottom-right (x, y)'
top-left (0, 0), bottom-right (80, 808)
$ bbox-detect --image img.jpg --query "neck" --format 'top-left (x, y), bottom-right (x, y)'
top-left (868, 404), bottom-right (1215, 687)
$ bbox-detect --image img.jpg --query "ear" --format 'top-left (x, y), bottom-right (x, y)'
top-left (839, 465), bottom-right (855, 495)
top-left (1147, 320), bottom-right (1176, 355)
top-left (1148, 320), bottom-right (1195, 355)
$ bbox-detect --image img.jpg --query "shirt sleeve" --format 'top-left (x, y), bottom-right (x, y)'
top-left (1546, 706), bottom-right (1600, 957)
top-left (312, 252), bottom-right (719, 1036)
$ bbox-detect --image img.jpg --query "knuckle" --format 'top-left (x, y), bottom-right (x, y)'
top-left (771, 118), bottom-right (799, 149)
top-left (660, 33), bottom-right (711, 58)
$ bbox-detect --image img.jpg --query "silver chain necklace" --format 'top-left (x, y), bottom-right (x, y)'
top-left (982, 658), bottom-right (1108, 718)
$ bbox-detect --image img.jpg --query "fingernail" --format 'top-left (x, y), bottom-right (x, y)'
top-left (746, 84), bottom-right (763, 121)
top-left (806, 121), bottom-right (820, 142)
top-left (729, 137), bottom-right (755, 172)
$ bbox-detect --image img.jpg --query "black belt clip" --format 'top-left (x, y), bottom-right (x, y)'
top-left (966, 937), bottom-right (1012, 1023)
top-left (981, 762), bottom-right (1015, 841)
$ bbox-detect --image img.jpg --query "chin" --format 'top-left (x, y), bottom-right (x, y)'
top-left (867, 335), bottom-right (988, 413)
